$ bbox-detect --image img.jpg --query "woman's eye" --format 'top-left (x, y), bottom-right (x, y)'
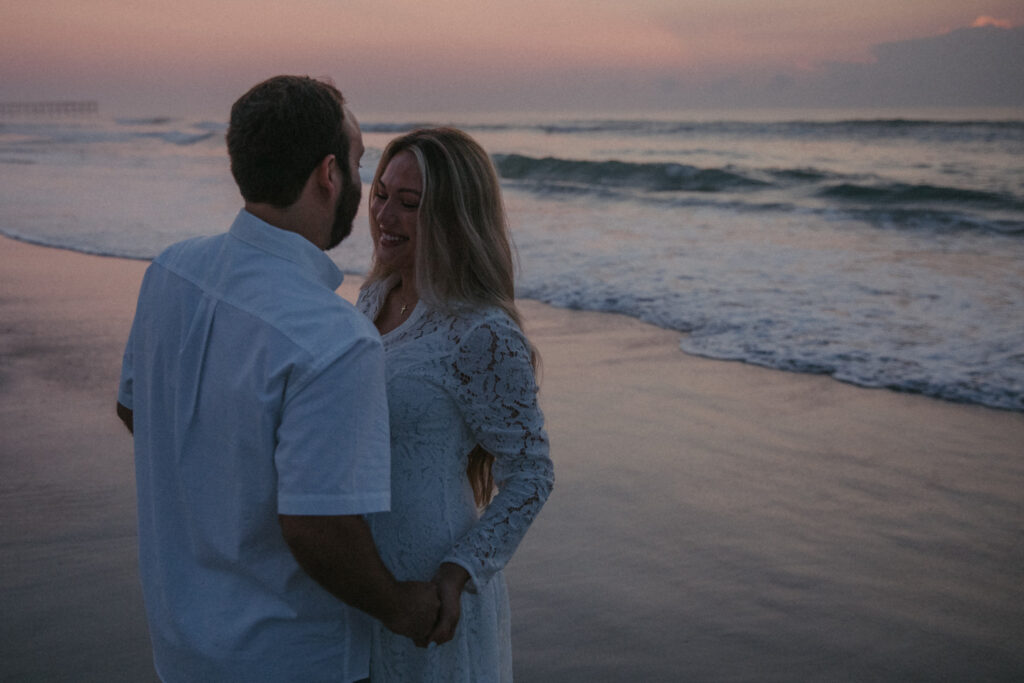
top-left (402, 202), bottom-right (420, 210)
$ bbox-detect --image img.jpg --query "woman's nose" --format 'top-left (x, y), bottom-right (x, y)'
top-left (374, 199), bottom-right (389, 225)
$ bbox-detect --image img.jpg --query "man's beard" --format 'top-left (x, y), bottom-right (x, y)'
top-left (326, 173), bottom-right (362, 250)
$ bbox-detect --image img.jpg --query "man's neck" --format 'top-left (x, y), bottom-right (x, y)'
top-left (244, 202), bottom-right (325, 250)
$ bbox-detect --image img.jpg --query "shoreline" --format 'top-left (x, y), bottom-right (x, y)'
top-left (4, 230), bottom-right (1020, 416)
top-left (2, 235), bottom-right (1023, 681)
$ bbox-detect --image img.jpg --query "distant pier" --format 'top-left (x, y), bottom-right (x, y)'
top-left (0, 101), bottom-right (98, 117)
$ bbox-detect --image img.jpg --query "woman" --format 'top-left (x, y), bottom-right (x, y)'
top-left (356, 127), bottom-right (554, 682)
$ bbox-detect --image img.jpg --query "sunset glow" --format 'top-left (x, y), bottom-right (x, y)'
top-left (1, 0), bottom-right (1021, 114)
top-left (972, 15), bottom-right (1013, 28)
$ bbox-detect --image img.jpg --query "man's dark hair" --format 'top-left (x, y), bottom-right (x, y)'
top-left (226, 75), bottom-right (350, 207)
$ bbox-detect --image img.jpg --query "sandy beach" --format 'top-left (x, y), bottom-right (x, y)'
top-left (2, 234), bottom-right (1022, 681)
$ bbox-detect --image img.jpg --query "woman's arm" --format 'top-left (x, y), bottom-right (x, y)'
top-left (441, 317), bottom-right (555, 592)
top-left (428, 562), bottom-right (471, 645)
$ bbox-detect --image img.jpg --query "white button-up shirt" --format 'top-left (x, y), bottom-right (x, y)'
top-left (119, 209), bottom-right (390, 682)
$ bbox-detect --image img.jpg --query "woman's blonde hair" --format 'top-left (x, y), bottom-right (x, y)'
top-left (365, 127), bottom-right (537, 507)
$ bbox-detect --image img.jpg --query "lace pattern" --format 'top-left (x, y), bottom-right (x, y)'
top-left (357, 276), bottom-right (553, 682)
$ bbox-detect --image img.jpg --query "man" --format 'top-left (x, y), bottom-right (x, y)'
top-left (117, 76), bottom-right (438, 682)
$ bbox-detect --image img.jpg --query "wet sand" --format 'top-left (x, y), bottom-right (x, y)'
top-left (2, 235), bottom-right (1022, 681)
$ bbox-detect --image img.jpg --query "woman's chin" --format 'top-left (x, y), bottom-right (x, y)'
top-left (375, 246), bottom-right (413, 272)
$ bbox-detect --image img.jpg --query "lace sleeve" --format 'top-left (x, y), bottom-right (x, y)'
top-left (442, 315), bottom-right (554, 591)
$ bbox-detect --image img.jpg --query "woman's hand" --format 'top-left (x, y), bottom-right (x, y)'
top-left (428, 562), bottom-right (470, 645)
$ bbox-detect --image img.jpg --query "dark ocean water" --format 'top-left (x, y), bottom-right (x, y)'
top-left (2, 110), bottom-right (1022, 410)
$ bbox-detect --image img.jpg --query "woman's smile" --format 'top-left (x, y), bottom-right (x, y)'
top-left (370, 149), bottom-right (421, 274)
top-left (379, 230), bottom-right (410, 246)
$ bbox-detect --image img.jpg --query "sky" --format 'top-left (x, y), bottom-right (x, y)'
top-left (1, 0), bottom-right (1023, 117)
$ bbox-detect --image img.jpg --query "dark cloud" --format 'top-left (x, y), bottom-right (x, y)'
top-left (805, 25), bottom-right (1024, 107)
top-left (654, 24), bottom-right (1024, 110)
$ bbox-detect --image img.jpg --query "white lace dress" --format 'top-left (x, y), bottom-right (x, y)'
top-left (356, 276), bottom-right (554, 683)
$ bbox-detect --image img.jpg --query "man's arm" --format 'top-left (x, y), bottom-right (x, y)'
top-left (279, 513), bottom-right (439, 645)
top-left (116, 402), bottom-right (133, 434)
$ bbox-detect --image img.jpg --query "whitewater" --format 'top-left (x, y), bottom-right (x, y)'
top-left (1, 110), bottom-right (1022, 410)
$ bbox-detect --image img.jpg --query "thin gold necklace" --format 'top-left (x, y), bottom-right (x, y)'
top-left (393, 287), bottom-right (416, 317)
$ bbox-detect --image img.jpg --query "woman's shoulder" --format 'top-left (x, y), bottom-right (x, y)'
top-left (439, 305), bottom-right (536, 394)
top-left (433, 305), bottom-right (531, 364)
top-left (445, 303), bottom-right (521, 337)
top-left (357, 275), bottom-right (390, 299)
top-left (356, 274), bottom-right (396, 314)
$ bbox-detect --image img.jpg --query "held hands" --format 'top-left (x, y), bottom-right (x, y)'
top-left (383, 563), bottom-right (470, 648)
top-left (384, 581), bottom-right (440, 647)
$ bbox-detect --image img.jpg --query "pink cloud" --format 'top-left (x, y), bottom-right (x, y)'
top-left (971, 15), bottom-right (1013, 29)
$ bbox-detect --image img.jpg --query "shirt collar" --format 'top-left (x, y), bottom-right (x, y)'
top-left (228, 209), bottom-right (344, 290)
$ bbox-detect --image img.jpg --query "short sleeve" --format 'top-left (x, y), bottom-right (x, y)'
top-left (275, 334), bottom-right (391, 516)
top-left (442, 317), bottom-right (554, 590)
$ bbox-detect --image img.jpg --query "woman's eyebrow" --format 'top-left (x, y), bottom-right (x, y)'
top-left (376, 178), bottom-right (421, 196)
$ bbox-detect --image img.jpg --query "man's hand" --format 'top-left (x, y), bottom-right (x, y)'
top-left (116, 402), bottom-right (133, 434)
top-left (280, 514), bottom-right (439, 647)
top-left (428, 562), bottom-right (470, 645)
top-left (383, 581), bottom-right (442, 647)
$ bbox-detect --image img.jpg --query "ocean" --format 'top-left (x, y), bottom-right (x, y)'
top-left (2, 108), bottom-right (1022, 411)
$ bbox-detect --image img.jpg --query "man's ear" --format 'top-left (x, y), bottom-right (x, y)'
top-left (314, 154), bottom-right (339, 197)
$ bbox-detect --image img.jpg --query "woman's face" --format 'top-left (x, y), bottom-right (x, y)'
top-left (370, 150), bottom-right (422, 277)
